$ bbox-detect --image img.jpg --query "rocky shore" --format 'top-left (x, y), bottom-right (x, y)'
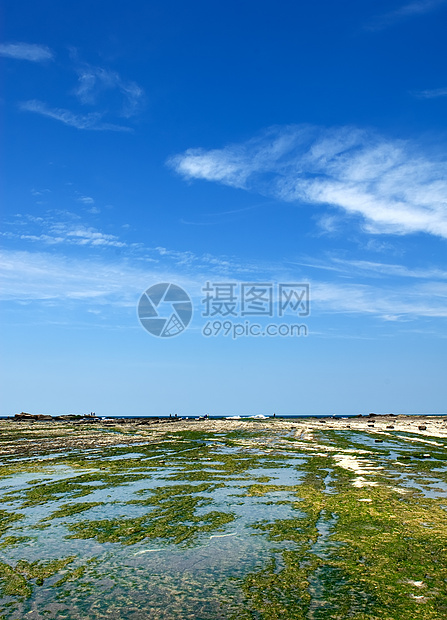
top-left (2, 414), bottom-right (446, 459)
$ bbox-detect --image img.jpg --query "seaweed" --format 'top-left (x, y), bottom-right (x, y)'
top-left (0, 556), bottom-right (75, 598)
top-left (41, 501), bottom-right (105, 520)
top-left (0, 510), bottom-right (23, 538)
top-left (1, 419), bottom-right (446, 619)
top-left (67, 482), bottom-right (235, 546)
top-left (235, 454), bottom-right (447, 619)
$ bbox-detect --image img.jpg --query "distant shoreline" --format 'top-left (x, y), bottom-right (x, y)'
top-left (2, 414), bottom-right (447, 454)
top-left (2, 412), bottom-right (447, 422)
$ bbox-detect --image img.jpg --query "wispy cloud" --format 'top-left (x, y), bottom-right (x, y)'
top-left (14, 52), bottom-right (144, 131)
top-left (73, 63), bottom-right (144, 118)
top-left (311, 280), bottom-right (447, 319)
top-left (0, 42), bottom-right (53, 62)
top-left (31, 188), bottom-right (51, 197)
top-left (336, 259), bottom-right (447, 280)
top-left (169, 124), bottom-right (447, 239)
top-left (366, 0), bottom-right (447, 30)
top-left (0, 248), bottom-right (227, 307)
top-left (44, 223), bottom-right (127, 247)
top-left (315, 214), bottom-right (342, 235)
top-left (413, 87), bottom-right (447, 99)
top-left (2, 213), bottom-right (127, 248)
top-left (19, 100), bottom-right (131, 132)
top-left (0, 250), bottom-right (143, 303)
top-left (77, 195), bottom-right (95, 205)
top-left (3, 209), bottom-right (446, 322)
top-left (297, 257), bottom-right (447, 281)
top-left (1, 248), bottom-right (447, 321)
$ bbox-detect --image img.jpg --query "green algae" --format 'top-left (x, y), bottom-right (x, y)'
top-left (66, 482), bottom-right (235, 546)
top-left (0, 562), bottom-right (30, 598)
top-left (235, 454), bottom-right (447, 619)
top-left (0, 510), bottom-right (23, 538)
top-left (130, 482), bottom-right (222, 500)
top-left (66, 508), bottom-right (235, 546)
top-left (236, 484), bottom-right (296, 497)
top-left (1, 420), bottom-right (447, 618)
top-left (3, 471), bottom-right (151, 508)
top-left (41, 501), bottom-right (105, 520)
top-left (0, 556), bottom-right (75, 598)
top-left (166, 449), bottom-right (290, 484)
top-left (0, 536), bottom-right (34, 549)
top-left (53, 563), bottom-right (89, 587)
top-left (311, 428), bottom-right (383, 452)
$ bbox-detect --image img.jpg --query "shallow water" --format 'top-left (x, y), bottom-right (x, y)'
top-left (1, 422), bottom-right (447, 619)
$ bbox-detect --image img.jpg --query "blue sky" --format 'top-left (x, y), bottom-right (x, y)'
top-left (1, 0), bottom-right (446, 416)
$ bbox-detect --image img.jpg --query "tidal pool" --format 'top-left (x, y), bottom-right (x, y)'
top-left (0, 419), bottom-right (446, 619)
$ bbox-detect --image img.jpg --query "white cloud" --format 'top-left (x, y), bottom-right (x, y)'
top-left (169, 125), bottom-right (447, 239)
top-left (31, 188), bottom-right (51, 197)
top-left (73, 63), bottom-right (144, 117)
top-left (315, 214), bottom-right (342, 235)
top-left (19, 100), bottom-right (131, 132)
top-left (52, 224), bottom-right (126, 247)
top-left (10, 49), bottom-right (144, 130)
top-left (0, 42), bottom-right (53, 62)
top-left (414, 87), bottom-right (447, 99)
top-left (0, 249), bottom-right (204, 307)
top-left (390, 0), bottom-right (445, 16)
top-left (329, 258), bottom-right (447, 280)
top-left (311, 280), bottom-right (447, 319)
top-left (169, 126), bottom-right (309, 189)
top-left (0, 250), bottom-right (140, 303)
top-left (77, 195), bottom-right (95, 205)
top-left (3, 210), bottom-right (446, 322)
top-left (1, 248), bottom-right (446, 320)
top-left (290, 256), bottom-right (447, 287)
top-left (2, 214), bottom-right (126, 248)
top-left (366, 0), bottom-right (447, 30)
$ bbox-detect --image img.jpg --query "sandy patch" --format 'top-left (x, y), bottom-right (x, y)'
top-left (352, 477), bottom-right (378, 488)
top-left (332, 453), bottom-right (383, 488)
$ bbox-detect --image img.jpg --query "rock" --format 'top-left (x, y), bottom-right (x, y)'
top-left (14, 412), bottom-right (53, 421)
